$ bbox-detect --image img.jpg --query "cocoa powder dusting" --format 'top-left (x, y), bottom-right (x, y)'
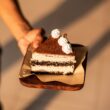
top-left (34, 36), bottom-right (74, 56)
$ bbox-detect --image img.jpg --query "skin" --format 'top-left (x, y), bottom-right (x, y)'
top-left (0, 0), bottom-right (43, 55)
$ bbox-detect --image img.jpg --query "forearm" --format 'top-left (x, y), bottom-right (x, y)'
top-left (0, 0), bottom-right (32, 41)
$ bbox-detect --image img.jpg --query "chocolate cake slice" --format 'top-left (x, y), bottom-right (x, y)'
top-left (30, 29), bottom-right (76, 75)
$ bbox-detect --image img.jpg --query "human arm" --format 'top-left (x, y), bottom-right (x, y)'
top-left (0, 0), bottom-right (43, 55)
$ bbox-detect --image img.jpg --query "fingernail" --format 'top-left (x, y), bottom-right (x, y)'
top-left (33, 43), bottom-right (38, 48)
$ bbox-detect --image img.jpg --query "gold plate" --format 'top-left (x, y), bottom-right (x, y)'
top-left (19, 44), bottom-right (88, 91)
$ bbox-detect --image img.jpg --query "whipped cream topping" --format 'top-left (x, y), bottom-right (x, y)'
top-left (51, 29), bottom-right (61, 38)
top-left (62, 43), bottom-right (73, 54)
top-left (58, 36), bottom-right (68, 46)
top-left (58, 34), bottom-right (73, 54)
top-left (50, 29), bottom-right (73, 54)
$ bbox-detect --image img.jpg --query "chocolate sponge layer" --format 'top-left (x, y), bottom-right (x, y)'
top-left (31, 60), bottom-right (74, 66)
top-left (31, 71), bottom-right (73, 75)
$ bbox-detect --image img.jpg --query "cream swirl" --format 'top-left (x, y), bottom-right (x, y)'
top-left (51, 29), bottom-right (61, 38)
top-left (58, 36), bottom-right (68, 46)
top-left (62, 43), bottom-right (73, 54)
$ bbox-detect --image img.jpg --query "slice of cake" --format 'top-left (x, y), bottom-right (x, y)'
top-left (30, 29), bottom-right (76, 75)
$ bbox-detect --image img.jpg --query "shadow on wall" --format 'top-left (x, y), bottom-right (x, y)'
top-left (0, 46), bottom-right (3, 110)
top-left (35, 0), bottom-right (103, 32)
top-left (26, 90), bottom-right (59, 110)
top-left (0, 45), bottom-right (2, 76)
top-left (88, 31), bottom-right (110, 62)
top-left (2, 0), bottom-right (109, 110)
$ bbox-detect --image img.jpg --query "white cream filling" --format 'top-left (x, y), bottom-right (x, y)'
top-left (31, 65), bottom-right (74, 75)
top-left (32, 53), bottom-right (76, 63)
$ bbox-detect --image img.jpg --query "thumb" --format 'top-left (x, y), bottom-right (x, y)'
top-left (32, 35), bottom-right (43, 48)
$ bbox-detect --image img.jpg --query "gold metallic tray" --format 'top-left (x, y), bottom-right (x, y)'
top-left (19, 44), bottom-right (88, 91)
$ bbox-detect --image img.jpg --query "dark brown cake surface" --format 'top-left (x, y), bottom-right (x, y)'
top-left (34, 36), bottom-right (74, 56)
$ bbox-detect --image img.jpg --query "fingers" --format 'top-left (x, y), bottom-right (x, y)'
top-left (26, 29), bottom-right (43, 48)
top-left (18, 28), bottom-right (44, 56)
top-left (25, 28), bottom-right (43, 48)
top-left (25, 29), bottom-right (42, 43)
top-left (18, 38), bottom-right (29, 55)
top-left (32, 35), bottom-right (43, 48)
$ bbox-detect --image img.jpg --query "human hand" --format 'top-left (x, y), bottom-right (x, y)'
top-left (18, 28), bottom-right (43, 55)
